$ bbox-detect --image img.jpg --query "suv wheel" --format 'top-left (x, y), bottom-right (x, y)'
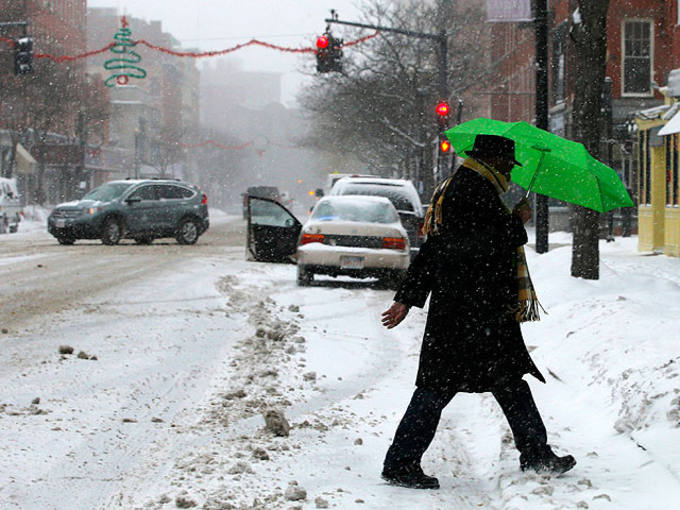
top-left (297, 265), bottom-right (313, 286)
top-left (176, 217), bottom-right (199, 245)
top-left (101, 217), bottom-right (123, 245)
top-left (57, 236), bottom-right (75, 245)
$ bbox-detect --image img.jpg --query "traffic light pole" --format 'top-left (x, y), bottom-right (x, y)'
top-left (323, 18), bottom-right (448, 99)
top-left (324, 16), bottom-right (449, 194)
top-left (534, 0), bottom-right (550, 254)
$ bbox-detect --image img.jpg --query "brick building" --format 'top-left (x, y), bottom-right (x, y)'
top-left (629, 2), bottom-right (680, 256)
top-left (86, 8), bottom-right (200, 181)
top-left (482, 1), bottom-right (674, 184)
top-left (469, 1), bottom-right (679, 236)
top-left (0, 0), bottom-right (94, 203)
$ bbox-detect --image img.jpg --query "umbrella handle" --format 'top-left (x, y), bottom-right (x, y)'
top-left (524, 148), bottom-right (550, 199)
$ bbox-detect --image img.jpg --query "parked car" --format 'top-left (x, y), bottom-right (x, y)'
top-left (0, 177), bottom-right (23, 234)
top-left (47, 179), bottom-right (209, 245)
top-left (329, 177), bottom-right (425, 258)
top-left (241, 185), bottom-right (281, 219)
top-left (245, 194), bottom-right (409, 287)
top-left (323, 173), bottom-right (378, 196)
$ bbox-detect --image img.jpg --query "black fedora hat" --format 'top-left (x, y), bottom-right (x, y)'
top-left (464, 134), bottom-right (522, 167)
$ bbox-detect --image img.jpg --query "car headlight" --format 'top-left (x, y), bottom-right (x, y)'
top-left (82, 207), bottom-right (101, 215)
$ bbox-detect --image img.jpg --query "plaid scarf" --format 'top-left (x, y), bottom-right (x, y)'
top-left (423, 158), bottom-right (542, 322)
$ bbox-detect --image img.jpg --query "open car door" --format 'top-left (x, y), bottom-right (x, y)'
top-left (247, 196), bottom-right (302, 262)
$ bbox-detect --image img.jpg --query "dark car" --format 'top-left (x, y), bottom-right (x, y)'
top-left (241, 186), bottom-right (281, 218)
top-left (329, 177), bottom-right (425, 259)
top-left (48, 179), bottom-right (209, 245)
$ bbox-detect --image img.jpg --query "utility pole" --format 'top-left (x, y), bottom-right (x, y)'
top-left (602, 76), bottom-right (615, 242)
top-left (324, 12), bottom-right (449, 197)
top-left (134, 117), bottom-right (146, 179)
top-left (75, 111), bottom-right (86, 199)
top-left (534, 0), bottom-right (550, 254)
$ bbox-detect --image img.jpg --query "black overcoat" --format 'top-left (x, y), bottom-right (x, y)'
top-left (395, 164), bottom-right (545, 393)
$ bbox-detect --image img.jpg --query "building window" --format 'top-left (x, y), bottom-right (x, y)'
top-left (623, 20), bottom-right (653, 95)
top-left (551, 22), bottom-right (567, 104)
top-left (668, 134), bottom-right (680, 206)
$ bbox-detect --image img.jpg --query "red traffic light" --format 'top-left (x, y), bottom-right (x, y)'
top-left (440, 139), bottom-right (451, 153)
top-left (435, 101), bottom-right (450, 116)
top-left (316, 35), bottom-right (329, 49)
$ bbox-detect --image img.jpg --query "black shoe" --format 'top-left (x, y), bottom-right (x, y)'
top-left (520, 446), bottom-right (576, 475)
top-left (381, 465), bottom-right (440, 489)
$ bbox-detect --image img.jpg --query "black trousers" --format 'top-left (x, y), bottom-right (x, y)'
top-left (384, 378), bottom-right (548, 469)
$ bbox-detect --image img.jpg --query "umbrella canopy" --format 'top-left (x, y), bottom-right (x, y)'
top-left (445, 117), bottom-right (634, 213)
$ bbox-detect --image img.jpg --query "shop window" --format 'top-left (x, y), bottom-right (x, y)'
top-left (622, 20), bottom-right (653, 96)
top-left (639, 131), bottom-right (651, 205)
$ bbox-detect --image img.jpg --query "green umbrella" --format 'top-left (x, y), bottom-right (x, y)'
top-left (445, 117), bottom-right (634, 213)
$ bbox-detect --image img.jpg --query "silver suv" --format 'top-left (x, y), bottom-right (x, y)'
top-left (48, 179), bottom-right (209, 245)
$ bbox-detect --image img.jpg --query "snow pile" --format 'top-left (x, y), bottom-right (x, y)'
top-left (10, 204), bottom-right (49, 235)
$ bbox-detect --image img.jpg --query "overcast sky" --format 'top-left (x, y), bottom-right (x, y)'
top-left (89, 0), bottom-right (367, 106)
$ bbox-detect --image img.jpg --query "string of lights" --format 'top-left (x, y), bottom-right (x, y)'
top-left (35, 43), bottom-right (114, 63)
top-left (0, 25), bottom-right (377, 151)
top-left (0, 32), bottom-right (379, 61)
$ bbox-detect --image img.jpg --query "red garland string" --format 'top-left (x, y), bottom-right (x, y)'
top-left (136, 38), bottom-right (315, 57)
top-left (0, 31), bottom-right (380, 61)
top-left (35, 42), bottom-right (115, 62)
top-left (0, 36), bottom-right (15, 48)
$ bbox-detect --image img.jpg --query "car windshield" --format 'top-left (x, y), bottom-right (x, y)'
top-left (311, 199), bottom-right (399, 224)
top-left (82, 182), bottom-right (133, 202)
top-left (338, 184), bottom-right (415, 212)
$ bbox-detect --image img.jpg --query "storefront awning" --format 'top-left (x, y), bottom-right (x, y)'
top-left (15, 143), bottom-right (37, 175)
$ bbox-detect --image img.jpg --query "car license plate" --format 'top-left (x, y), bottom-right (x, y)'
top-left (55, 219), bottom-right (66, 228)
top-left (340, 255), bottom-right (364, 269)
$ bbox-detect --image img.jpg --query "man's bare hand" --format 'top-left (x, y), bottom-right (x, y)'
top-left (513, 198), bottom-right (532, 224)
top-left (381, 302), bottom-right (410, 329)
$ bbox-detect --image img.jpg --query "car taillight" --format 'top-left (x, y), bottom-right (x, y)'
top-left (201, 194), bottom-right (208, 205)
top-left (417, 221), bottom-right (426, 240)
top-left (300, 233), bottom-right (325, 245)
top-left (382, 237), bottom-right (406, 250)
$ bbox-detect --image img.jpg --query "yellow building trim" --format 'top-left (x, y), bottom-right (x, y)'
top-left (635, 119), bottom-right (666, 131)
top-left (638, 207), bottom-right (655, 251)
top-left (665, 207), bottom-right (680, 256)
top-left (635, 96), bottom-right (680, 256)
top-left (650, 145), bottom-right (666, 249)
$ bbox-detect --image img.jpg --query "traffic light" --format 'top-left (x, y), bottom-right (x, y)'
top-left (440, 137), bottom-right (451, 154)
top-left (435, 100), bottom-right (450, 131)
top-left (14, 37), bottom-right (33, 75)
top-left (316, 33), bottom-right (343, 73)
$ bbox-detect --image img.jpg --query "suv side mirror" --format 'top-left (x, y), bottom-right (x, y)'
top-left (126, 196), bottom-right (142, 204)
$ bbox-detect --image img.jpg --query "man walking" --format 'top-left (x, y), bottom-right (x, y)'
top-left (381, 134), bottom-right (575, 490)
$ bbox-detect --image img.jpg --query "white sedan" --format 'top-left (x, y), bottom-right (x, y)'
top-left (245, 194), bottom-right (410, 287)
top-left (296, 195), bottom-right (410, 286)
